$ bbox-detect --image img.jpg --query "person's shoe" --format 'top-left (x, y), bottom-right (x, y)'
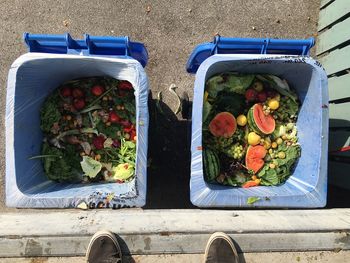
top-left (204, 232), bottom-right (239, 263)
top-left (86, 230), bottom-right (122, 263)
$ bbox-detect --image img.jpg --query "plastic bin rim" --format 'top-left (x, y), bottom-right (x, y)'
top-left (10, 52), bottom-right (145, 69)
top-left (194, 54), bottom-right (327, 78)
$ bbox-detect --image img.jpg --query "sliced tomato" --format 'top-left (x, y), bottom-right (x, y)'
top-left (242, 180), bottom-right (259, 188)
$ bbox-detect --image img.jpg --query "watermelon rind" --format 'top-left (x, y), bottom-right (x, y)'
top-left (203, 149), bottom-right (220, 181)
top-left (247, 104), bottom-right (275, 135)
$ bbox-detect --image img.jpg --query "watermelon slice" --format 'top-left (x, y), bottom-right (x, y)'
top-left (245, 145), bottom-right (267, 174)
top-left (248, 103), bottom-right (275, 134)
top-left (209, 112), bottom-right (237, 138)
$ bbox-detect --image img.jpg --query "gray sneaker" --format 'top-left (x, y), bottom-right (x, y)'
top-left (86, 230), bottom-right (122, 263)
top-left (204, 232), bottom-right (239, 263)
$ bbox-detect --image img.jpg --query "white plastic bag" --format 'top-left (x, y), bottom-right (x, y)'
top-left (6, 53), bottom-right (149, 208)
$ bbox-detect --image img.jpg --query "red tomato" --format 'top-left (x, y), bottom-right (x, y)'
top-left (60, 86), bottom-right (72, 97)
top-left (245, 89), bottom-right (257, 102)
top-left (93, 136), bottom-right (105, 150)
top-left (73, 98), bottom-right (85, 110)
top-left (72, 88), bottom-right (84, 98)
top-left (257, 91), bottom-right (267, 102)
top-left (118, 80), bottom-right (133, 90)
top-left (91, 85), bottom-right (105, 96)
top-left (108, 111), bottom-right (120, 123)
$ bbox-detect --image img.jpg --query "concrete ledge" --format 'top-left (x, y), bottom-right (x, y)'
top-left (0, 209), bottom-right (349, 257)
top-left (3, 251), bottom-right (350, 263)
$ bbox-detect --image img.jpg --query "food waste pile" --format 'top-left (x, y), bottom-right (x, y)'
top-left (34, 77), bottom-right (137, 184)
top-left (202, 73), bottom-right (301, 188)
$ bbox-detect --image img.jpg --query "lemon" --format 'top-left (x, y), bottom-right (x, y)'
top-left (248, 132), bottom-right (261, 146)
top-left (268, 98), bottom-right (279, 110)
top-left (237, 114), bottom-right (247, 126)
top-left (271, 142), bottom-right (278, 148)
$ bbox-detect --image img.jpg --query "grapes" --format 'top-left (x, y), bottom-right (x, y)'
top-left (225, 143), bottom-right (244, 160)
top-left (212, 136), bottom-right (234, 151)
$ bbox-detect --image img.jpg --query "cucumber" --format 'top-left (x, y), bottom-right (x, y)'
top-left (203, 149), bottom-right (220, 182)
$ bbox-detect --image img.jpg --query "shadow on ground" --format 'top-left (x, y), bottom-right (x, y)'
top-left (144, 92), bottom-right (195, 209)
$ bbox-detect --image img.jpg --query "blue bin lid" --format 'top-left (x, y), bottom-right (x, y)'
top-left (23, 33), bottom-right (148, 67)
top-left (186, 36), bottom-right (314, 73)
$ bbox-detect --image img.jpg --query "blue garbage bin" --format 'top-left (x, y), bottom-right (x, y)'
top-left (6, 33), bottom-right (149, 208)
top-left (187, 36), bottom-right (328, 208)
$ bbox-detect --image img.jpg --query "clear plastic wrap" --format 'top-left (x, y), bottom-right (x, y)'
top-left (190, 54), bottom-right (328, 208)
top-left (6, 53), bottom-right (149, 208)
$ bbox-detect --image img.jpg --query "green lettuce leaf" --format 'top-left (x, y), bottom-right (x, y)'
top-left (40, 93), bottom-right (61, 133)
top-left (283, 97), bottom-right (299, 116)
top-left (225, 74), bottom-right (255, 95)
top-left (118, 139), bottom-right (136, 165)
top-left (80, 156), bottom-right (102, 178)
top-left (259, 144), bottom-right (301, 186)
top-left (247, 197), bottom-right (261, 205)
top-left (124, 100), bottom-right (136, 115)
top-left (259, 166), bottom-right (280, 186)
top-left (206, 75), bottom-right (226, 98)
top-left (41, 142), bottom-right (80, 182)
top-left (205, 74), bottom-right (254, 98)
top-left (202, 101), bottom-right (212, 123)
top-left (284, 145), bottom-right (301, 165)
